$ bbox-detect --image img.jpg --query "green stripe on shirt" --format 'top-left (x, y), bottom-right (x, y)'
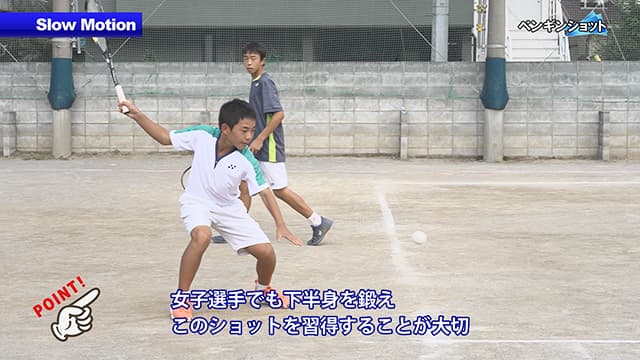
top-left (174, 125), bottom-right (220, 137)
top-left (175, 124), bottom-right (265, 188)
top-left (240, 147), bottom-right (267, 187)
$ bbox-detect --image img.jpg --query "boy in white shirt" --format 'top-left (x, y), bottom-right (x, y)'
top-left (119, 98), bottom-right (302, 319)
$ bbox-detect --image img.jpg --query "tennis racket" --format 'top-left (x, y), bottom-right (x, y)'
top-left (85, 0), bottom-right (129, 114)
top-left (180, 165), bottom-right (191, 190)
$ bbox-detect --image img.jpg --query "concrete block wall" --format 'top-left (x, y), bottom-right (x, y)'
top-left (1, 111), bottom-right (17, 156)
top-left (504, 62), bottom-right (640, 159)
top-left (0, 61), bottom-right (638, 159)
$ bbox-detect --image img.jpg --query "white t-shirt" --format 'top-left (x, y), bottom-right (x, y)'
top-left (170, 125), bottom-right (268, 206)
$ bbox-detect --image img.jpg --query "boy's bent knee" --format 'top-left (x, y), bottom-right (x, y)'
top-left (245, 243), bottom-right (275, 259)
top-left (272, 187), bottom-right (288, 199)
top-left (190, 226), bottom-right (212, 247)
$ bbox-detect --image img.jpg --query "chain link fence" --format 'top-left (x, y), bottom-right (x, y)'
top-left (563, 0), bottom-right (640, 61)
top-left (0, 0), bottom-right (638, 63)
top-left (0, 0), bottom-right (51, 62)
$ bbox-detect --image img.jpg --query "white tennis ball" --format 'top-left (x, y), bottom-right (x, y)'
top-left (411, 231), bottom-right (427, 244)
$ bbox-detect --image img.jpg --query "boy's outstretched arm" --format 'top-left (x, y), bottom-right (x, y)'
top-left (119, 100), bottom-right (171, 145)
top-left (258, 187), bottom-right (303, 246)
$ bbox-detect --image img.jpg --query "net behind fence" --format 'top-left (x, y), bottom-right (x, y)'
top-left (0, 0), bottom-right (473, 63)
top-left (0, 0), bottom-right (638, 63)
top-left (0, 0), bottom-right (52, 62)
top-left (562, 0), bottom-right (640, 61)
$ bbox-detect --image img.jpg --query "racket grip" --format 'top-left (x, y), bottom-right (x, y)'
top-left (115, 84), bottom-right (129, 114)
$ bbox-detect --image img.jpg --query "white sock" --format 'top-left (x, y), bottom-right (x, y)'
top-left (308, 212), bottom-right (322, 227)
top-left (255, 282), bottom-right (268, 291)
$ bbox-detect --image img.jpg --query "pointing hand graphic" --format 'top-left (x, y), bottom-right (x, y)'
top-left (51, 288), bottom-right (100, 341)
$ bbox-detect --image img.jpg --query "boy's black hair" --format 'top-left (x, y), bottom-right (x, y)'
top-left (218, 98), bottom-right (256, 129)
top-left (242, 42), bottom-right (267, 60)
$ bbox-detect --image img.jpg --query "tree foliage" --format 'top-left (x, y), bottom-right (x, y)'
top-left (599, 0), bottom-right (640, 60)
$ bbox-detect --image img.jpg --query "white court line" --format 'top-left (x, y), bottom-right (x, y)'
top-left (79, 169), bottom-right (178, 173)
top-left (376, 188), bottom-right (416, 280)
top-left (3, 169), bottom-right (640, 185)
top-left (0, 168), bottom-right (178, 173)
top-left (413, 339), bottom-right (640, 344)
top-left (377, 181), bottom-right (640, 187)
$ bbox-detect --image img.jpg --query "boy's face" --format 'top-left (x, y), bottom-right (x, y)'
top-left (222, 118), bottom-right (256, 150)
top-left (243, 51), bottom-right (265, 78)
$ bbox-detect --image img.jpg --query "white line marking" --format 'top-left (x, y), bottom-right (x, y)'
top-left (413, 339), bottom-right (640, 344)
top-left (376, 188), bottom-right (416, 281)
top-left (0, 168), bottom-right (178, 173)
top-left (378, 181), bottom-right (640, 187)
top-left (2, 169), bottom-right (640, 186)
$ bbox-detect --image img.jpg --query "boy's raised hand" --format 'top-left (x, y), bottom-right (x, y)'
top-left (118, 99), bottom-right (141, 118)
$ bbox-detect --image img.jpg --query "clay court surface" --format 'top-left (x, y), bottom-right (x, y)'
top-left (1, 154), bottom-right (639, 359)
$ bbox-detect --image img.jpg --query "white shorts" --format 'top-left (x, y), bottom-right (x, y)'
top-left (259, 161), bottom-right (288, 190)
top-left (179, 194), bottom-right (270, 255)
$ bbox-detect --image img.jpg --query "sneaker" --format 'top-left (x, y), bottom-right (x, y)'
top-left (307, 216), bottom-right (333, 246)
top-left (171, 300), bottom-right (193, 320)
top-left (264, 286), bottom-right (290, 309)
top-left (255, 280), bottom-right (289, 309)
top-left (211, 235), bottom-right (227, 244)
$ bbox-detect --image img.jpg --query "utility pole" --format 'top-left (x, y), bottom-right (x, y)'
top-left (430, 0), bottom-right (449, 62)
top-left (49, 0), bottom-right (76, 158)
top-left (479, 0), bottom-right (508, 162)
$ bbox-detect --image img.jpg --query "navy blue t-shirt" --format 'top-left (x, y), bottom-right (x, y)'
top-left (249, 72), bottom-right (285, 162)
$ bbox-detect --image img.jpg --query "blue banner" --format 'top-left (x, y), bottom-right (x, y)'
top-left (566, 10), bottom-right (607, 37)
top-left (0, 12), bottom-right (142, 37)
